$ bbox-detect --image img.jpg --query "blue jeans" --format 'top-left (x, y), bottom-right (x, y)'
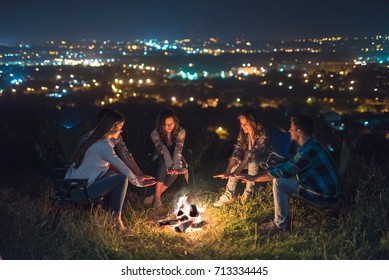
top-left (272, 178), bottom-right (299, 230)
top-left (225, 160), bottom-right (259, 196)
top-left (154, 156), bottom-right (178, 187)
top-left (71, 173), bottom-right (128, 215)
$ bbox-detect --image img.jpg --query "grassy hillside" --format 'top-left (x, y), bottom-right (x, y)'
top-left (0, 98), bottom-right (387, 259)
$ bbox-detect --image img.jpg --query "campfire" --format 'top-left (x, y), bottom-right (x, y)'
top-left (157, 195), bottom-right (206, 233)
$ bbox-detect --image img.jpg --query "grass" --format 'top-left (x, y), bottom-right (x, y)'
top-left (0, 155), bottom-right (388, 260)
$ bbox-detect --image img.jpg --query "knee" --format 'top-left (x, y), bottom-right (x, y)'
top-left (115, 173), bottom-right (128, 186)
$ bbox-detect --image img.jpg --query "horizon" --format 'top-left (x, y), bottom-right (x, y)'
top-left (1, 0), bottom-right (388, 45)
top-left (0, 33), bottom-right (388, 47)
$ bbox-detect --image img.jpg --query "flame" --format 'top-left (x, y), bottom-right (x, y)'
top-left (159, 195), bottom-right (206, 232)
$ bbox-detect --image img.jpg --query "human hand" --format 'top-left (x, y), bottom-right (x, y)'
top-left (172, 168), bottom-right (188, 175)
top-left (140, 179), bottom-right (156, 187)
top-left (213, 173), bottom-right (231, 179)
top-left (235, 173), bottom-right (255, 182)
top-left (137, 174), bottom-right (155, 181)
top-left (166, 167), bottom-right (175, 175)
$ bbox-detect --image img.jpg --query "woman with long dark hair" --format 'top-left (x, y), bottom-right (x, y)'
top-left (65, 110), bottom-right (155, 230)
top-left (145, 108), bottom-right (187, 208)
top-left (213, 109), bottom-right (272, 206)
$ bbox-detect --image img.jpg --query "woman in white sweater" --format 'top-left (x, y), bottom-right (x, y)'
top-left (65, 110), bottom-right (155, 230)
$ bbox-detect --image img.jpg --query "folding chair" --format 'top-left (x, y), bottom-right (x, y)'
top-left (258, 128), bottom-right (291, 169)
top-left (35, 121), bottom-right (102, 229)
top-left (289, 140), bottom-right (351, 232)
top-left (270, 127), bottom-right (292, 158)
top-left (56, 120), bottom-right (92, 163)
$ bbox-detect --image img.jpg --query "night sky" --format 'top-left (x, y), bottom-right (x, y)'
top-left (0, 0), bottom-right (388, 44)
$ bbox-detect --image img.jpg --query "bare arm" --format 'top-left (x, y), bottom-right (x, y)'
top-left (123, 158), bottom-right (154, 180)
top-left (123, 157), bottom-right (143, 176)
top-left (236, 171), bottom-right (274, 182)
top-left (213, 157), bottom-right (239, 179)
top-left (231, 156), bottom-right (249, 175)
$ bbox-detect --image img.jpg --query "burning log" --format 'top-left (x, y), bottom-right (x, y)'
top-left (189, 204), bottom-right (199, 217)
top-left (191, 221), bottom-right (207, 229)
top-left (157, 195), bottom-right (205, 232)
top-left (158, 215), bottom-right (189, 226)
top-left (174, 221), bottom-right (193, 233)
top-left (158, 219), bottom-right (179, 226)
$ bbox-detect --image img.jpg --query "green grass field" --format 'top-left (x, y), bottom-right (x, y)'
top-left (0, 155), bottom-right (387, 260)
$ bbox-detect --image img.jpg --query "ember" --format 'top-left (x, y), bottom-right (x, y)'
top-left (158, 195), bottom-right (205, 233)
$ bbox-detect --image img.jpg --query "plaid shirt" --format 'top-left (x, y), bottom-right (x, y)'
top-left (269, 138), bottom-right (340, 202)
top-left (231, 128), bottom-right (272, 163)
top-left (150, 128), bottom-right (186, 169)
top-left (80, 131), bottom-right (134, 162)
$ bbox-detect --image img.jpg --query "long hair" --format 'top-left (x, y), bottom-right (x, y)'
top-left (236, 109), bottom-right (264, 150)
top-left (72, 111), bottom-right (125, 168)
top-left (156, 108), bottom-right (180, 145)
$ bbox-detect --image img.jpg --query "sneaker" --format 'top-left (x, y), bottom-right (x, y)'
top-left (257, 221), bottom-right (284, 236)
top-left (213, 194), bottom-right (233, 207)
top-left (241, 191), bottom-right (252, 203)
top-left (143, 195), bottom-right (154, 206)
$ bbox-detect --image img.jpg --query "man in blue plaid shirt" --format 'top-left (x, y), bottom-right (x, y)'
top-left (238, 114), bottom-right (340, 234)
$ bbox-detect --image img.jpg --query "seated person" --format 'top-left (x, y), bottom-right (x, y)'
top-left (145, 108), bottom-right (187, 208)
top-left (213, 109), bottom-right (272, 206)
top-left (238, 114), bottom-right (340, 234)
top-left (80, 108), bottom-right (155, 185)
top-left (66, 111), bottom-right (155, 230)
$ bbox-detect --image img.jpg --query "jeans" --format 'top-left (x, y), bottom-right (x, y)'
top-left (154, 156), bottom-right (178, 187)
top-left (71, 173), bottom-right (128, 214)
top-left (272, 177), bottom-right (299, 230)
top-left (225, 160), bottom-right (259, 196)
